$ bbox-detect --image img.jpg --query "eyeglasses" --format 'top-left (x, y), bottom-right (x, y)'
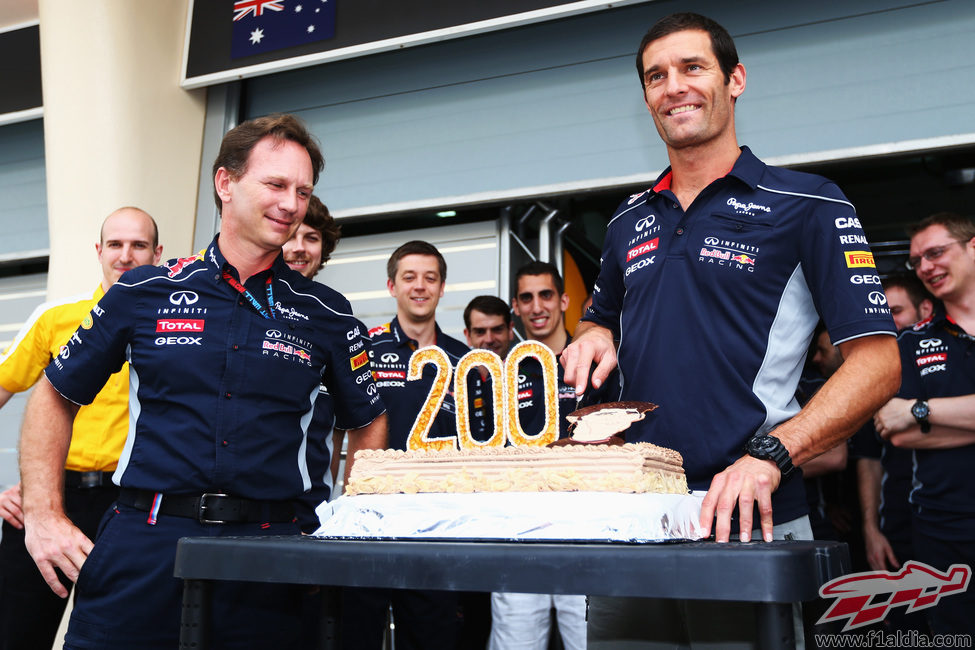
top-left (906, 240), bottom-right (966, 270)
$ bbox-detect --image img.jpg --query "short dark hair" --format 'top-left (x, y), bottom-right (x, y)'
top-left (882, 273), bottom-right (934, 311)
top-left (464, 295), bottom-right (512, 329)
top-left (906, 211), bottom-right (975, 243)
top-left (304, 195), bottom-right (341, 266)
top-left (211, 113), bottom-right (325, 212)
top-left (387, 240), bottom-right (447, 282)
top-left (515, 261), bottom-right (564, 295)
top-left (635, 12), bottom-right (739, 86)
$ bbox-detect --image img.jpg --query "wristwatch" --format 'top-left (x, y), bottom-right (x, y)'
top-left (745, 433), bottom-right (796, 481)
top-left (911, 399), bottom-right (931, 434)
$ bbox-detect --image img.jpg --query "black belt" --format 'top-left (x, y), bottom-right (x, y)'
top-left (65, 470), bottom-right (115, 489)
top-left (117, 488), bottom-right (295, 525)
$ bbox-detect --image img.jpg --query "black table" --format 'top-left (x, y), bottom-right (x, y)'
top-left (174, 536), bottom-right (849, 649)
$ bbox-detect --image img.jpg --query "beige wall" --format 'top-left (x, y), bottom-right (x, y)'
top-left (39, 0), bottom-right (206, 299)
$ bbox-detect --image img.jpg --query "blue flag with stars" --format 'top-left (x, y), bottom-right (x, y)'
top-left (232, 0), bottom-right (336, 60)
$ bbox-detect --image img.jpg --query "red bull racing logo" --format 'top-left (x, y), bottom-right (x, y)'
top-left (730, 254), bottom-right (755, 265)
top-left (818, 561), bottom-right (970, 631)
top-left (165, 252), bottom-right (204, 278)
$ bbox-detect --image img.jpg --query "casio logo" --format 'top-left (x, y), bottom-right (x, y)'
top-left (919, 338), bottom-right (943, 348)
top-left (704, 237), bottom-right (720, 246)
top-left (169, 291), bottom-right (199, 306)
top-left (266, 329), bottom-right (282, 339)
top-left (867, 292), bottom-right (887, 306)
top-left (380, 353), bottom-right (399, 363)
top-left (834, 217), bottom-right (862, 230)
top-left (635, 215), bottom-right (656, 232)
top-left (346, 325), bottom-right (361, 341)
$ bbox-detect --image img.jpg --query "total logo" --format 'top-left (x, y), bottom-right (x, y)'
top-left (626, 238), bottom-right (659, 262)
top-left (850, 274), bottom-right (881, 285)
top-left (625, 256), bottom-right (656, 277)
top-left (867, 292), bottom-right (887, 306)
top-left (156, 319), bottom-right (204, 333)
top-left (169, 291), bottom-right (199, 306)
top-left (155, 336), bottom-right (201, 346)
top-left (834, 217), bottom-right (863, 230)
top-left (915, 353), bottom-right (947, 367)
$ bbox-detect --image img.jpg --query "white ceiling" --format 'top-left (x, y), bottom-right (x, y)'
top-left (0, 0), bottom-right (38, 31)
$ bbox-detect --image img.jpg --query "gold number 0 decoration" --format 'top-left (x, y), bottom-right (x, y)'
top-left (406, 341), bottom-right (559, 451)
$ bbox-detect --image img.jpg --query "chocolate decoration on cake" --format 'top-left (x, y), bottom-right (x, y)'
top-left (564, 401), bottom-right (658, 443)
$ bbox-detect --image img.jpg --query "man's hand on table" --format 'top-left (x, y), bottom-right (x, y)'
top-left (699, 456), bottom-right (781, 543)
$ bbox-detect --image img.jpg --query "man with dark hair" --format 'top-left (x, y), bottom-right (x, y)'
top-left (345, 240), bottom-right (468, 650)
top-left (283, 195), bottom-right (341, 279)
top-left (561, 11), bottom-right (900, 647)
top-left (0, 207), bottom-right (161, 650)
top-left (874, 212), bottom-right (975, 636)
top-left (489, 263), bottom-right (586, 650)
top-left (20, 114), bottom-right (386, 649)
top-left (883, 273), bottom-right (935, 332)
top-left (463, 295), bottom-right (512, 358)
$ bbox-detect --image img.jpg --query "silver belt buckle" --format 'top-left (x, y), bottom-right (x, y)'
top-left (198, 492), bottom-right (230, 524)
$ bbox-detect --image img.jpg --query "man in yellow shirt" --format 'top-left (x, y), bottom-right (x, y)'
top-left (0, 206), bottom-right (161, 650)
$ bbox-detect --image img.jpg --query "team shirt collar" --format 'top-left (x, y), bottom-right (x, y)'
top-left (389, 315), bottom-right (449, 351)
top-left (205, 234), bottom-right (289, 280)
top-left (650, 146), bottom-right (765, 196)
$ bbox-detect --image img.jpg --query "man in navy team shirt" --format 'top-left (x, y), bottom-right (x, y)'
top-left (343, 240), bottom-right (469, 650)
top-left (560, 12), bottom-right (901, 647)
top-left (19, 114), bottom-right (387, 649)
top-left (874, 212), bottom-right (975, 636)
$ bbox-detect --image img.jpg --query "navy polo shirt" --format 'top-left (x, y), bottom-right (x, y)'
top-left (848, 424), bottom-right (913, 547)
top-left (367, 317), bottom-right (469, 451)
top-left (45, 236), bottom-right (385, 501)
top-left (895, 308), bottom-right (975, 539)
top-left (585, 146), bottom-right (896, 523)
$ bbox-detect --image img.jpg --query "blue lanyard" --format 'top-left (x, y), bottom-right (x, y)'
top-left (222, 270), bottom-right (276, 320)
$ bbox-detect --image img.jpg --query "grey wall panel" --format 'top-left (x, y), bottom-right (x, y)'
top-left (0, 119), bottom-right (47, 258)
top-left (241, 0), bottom-right (975, 216)
top-left (0, 272), bottom-right (48, 491)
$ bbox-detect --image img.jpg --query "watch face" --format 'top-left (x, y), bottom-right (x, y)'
top-left (748, 435), bottom-right (776, 457)
top-left (912, 401), bottom-right (930, 419)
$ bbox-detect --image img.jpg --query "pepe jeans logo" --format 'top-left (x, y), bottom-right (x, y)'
top-left (169, 291), bottom-right (199, 306)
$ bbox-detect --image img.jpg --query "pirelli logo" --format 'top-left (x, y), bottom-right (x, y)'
top-left (350, 351), bottom-right (369, 371)
top-left (845, 250), bottom-right (875, 268)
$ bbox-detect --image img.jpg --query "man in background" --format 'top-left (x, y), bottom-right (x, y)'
top-left (875, 212), bottom-right (975, 636)
top-left (345, 241), bottom-right (469, 650)
top-left (462, 295), bottom-right (514, 443)
top-left (0, 206), bottom-right (162, 650)
top-left (489, 262), bottom-right (586, 650)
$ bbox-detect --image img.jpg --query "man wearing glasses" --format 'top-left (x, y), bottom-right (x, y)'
top-left (873, 211), bottom-right (975, 637)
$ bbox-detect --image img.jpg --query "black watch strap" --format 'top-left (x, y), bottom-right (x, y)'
top-left (745, 433), bottom-right (796, 481)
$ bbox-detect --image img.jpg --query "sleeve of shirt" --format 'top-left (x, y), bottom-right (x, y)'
top-left (0, 304), bottom-right (54, 393)
top-left (43, 286), bottom-right (132, 406)
top-left (326, 316), bottom-right (386, 431)
top-left (799, 181), bottom-right (897, 345)
top-left (894, 333), bottom-right (921, 400)
top-left (583, 206), bottom-right (627, 337)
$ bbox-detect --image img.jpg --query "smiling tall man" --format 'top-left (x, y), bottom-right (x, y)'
top-left (19, 114), bottom-right (387, 650)
top-left (558, 13), bottom-right (902, 648)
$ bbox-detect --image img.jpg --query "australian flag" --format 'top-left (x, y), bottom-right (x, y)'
top-left (232, 0), bottom-right (336, 60)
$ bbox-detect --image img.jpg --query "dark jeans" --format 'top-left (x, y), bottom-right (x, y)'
top-left (341, 586), bottom-right (462, 650)
top-left (912, 524), bottom-right (975, 637)
top-left (0, 482), bottom-right (118, 650)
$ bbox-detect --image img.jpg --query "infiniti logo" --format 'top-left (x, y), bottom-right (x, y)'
top-left (380, 353), bottom-right (399, 363)
top-left (169, 291), bottom-right (199, 306)
top-left (919, 338), bottom-right (943, 348)
top-left (704, 237), bottom-right (720, 246)
top-left (867, 292), bottom-right (887, 306)
top-left (266, 330), bottom-right (282, 339)
top-left (635, 215), bottom-right (656, 232)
